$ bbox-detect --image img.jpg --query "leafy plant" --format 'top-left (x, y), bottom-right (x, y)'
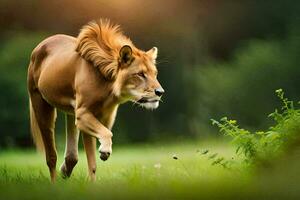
top-left (211, 89), bottom-right (300, 165)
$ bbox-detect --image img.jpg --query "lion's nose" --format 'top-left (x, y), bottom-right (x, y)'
top-left (155, 88), bottom-right (165, 97)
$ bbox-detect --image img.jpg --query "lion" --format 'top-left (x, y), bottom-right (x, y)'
top-left (27, 19), bottom-right (164, 182)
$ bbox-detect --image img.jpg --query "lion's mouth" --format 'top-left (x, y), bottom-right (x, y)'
top-left (137, 97), bottom-right (159, 104)
top-left (135, 97), bottom-right (160, 110)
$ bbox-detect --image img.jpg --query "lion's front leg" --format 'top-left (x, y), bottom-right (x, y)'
top-left (98, 135), bottom-right (112, 161)
top-left (75, 107), bottom-right (113, 161)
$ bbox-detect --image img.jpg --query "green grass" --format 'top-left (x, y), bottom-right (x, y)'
top-left (0, 140), bottom-right (299, 200)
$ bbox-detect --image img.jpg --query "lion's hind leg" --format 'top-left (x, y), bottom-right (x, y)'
top-left (29, 90), bottom-right (57, 182)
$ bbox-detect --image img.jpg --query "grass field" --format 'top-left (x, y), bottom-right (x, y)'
top-left (0, 140), bottom-right (299, 200)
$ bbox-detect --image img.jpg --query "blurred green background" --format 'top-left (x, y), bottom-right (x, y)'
top-left (0, 0), bottom-right (299, 148)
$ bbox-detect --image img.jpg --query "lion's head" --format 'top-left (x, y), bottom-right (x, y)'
top-left (76, 19), bottom-right (164, 109)
top-left (116, 45), bottom-right (164, 109)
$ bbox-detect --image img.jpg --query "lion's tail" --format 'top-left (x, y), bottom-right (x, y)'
top-left (29, 98), bottom-right (44, 152)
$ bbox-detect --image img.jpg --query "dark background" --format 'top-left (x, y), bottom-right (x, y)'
top-left (0, 0), bottom-right (299, 148)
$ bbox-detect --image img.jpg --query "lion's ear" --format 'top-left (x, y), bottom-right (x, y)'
top-left (146, 47), bottom-right (158, 61)
top-left (119, 45), bottom-right (133, 66)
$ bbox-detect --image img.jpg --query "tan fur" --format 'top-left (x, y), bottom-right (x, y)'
top-left (27, 19), bottom-right (164, 182)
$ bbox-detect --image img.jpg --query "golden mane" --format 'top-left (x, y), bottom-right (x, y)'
top-left (76, 19), bottom-right (134, 80)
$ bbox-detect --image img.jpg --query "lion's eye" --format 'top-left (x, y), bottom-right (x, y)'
top-left (137, 72), bottom-right (146, 79)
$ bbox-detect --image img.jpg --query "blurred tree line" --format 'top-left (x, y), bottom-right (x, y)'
top-left (0, 0), bottom-right (299, 148)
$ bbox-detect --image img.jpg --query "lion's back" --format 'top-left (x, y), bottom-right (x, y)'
top-left (31, 34), bottom-right (77, 61)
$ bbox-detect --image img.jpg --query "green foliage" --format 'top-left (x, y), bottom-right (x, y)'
top-left (192, 26), bottom-right (300, 134)
top-left (212, 89), bottom-right (300, 165)
top-left (0, 32), bottom-right (48, 147)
